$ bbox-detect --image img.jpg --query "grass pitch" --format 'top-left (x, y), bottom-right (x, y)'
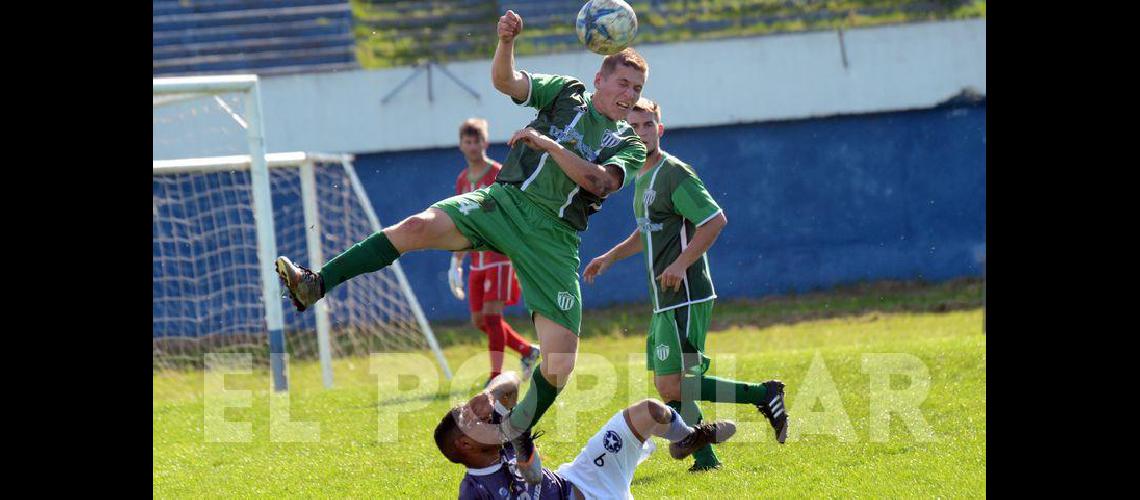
top-left (153, 279), bottom-right (985, 497)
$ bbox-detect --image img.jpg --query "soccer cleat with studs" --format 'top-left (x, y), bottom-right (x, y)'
top-left (669, 420), bottom-right (737, 460)
top-left (756, 380), bottom-right (789, 444)
top-left (275, 256), bottom-right (324, 312)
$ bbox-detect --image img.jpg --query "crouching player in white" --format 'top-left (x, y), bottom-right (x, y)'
top-left (435, 372), bottom-right (737, 499)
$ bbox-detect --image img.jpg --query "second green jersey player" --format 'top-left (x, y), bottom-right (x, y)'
top-left (274, 9), bottom-right (647, 485)
top-left (584, 98), bottom-right (790, 471)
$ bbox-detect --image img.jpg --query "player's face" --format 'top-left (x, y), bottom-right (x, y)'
top-left (450, 404), bottom-right (502, 467)
top-left (627, 109), bottom-right (662, 155)
top-left (455, 404), bottom-right (502, 448)
top-left (593, 65), bottom-right (645, 121)
top-left (459, 134), bottom-right (487, 162)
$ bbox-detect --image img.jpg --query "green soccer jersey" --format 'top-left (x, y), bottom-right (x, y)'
top-left (633, 151), bottom-right (723, 312)
top-left (497, 72), bottom-right (647, 232)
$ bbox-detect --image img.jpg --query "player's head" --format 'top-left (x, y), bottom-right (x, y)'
top-left (434, 405), bottom-right (501, 467)
top-left (458, 118), bottom-right (490, 163)
top-left (593, 47), bottom-right (648, 122)
top-left (628, 97), bottom-right (664, 156)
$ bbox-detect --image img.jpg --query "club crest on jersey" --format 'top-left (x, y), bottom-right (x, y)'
top-left (603, 430), bottom-right (623, 453)
top-left (656, 344), bottom-right (670, 361)
top-left (642, 188), bottom-right (656, 206)
top-left (600, 130), bottom-right (621, 149)
top-left (557, 291), bottom-right (576, 311)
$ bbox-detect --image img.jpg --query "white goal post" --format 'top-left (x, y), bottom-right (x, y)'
top-left (153, 75), bottom-right (452, 390)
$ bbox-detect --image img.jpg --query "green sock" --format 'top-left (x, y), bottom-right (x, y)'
top-left (666, 400), bottom-right (719, 465)
top-left (509, 364), bottom-right (561, 431)
top-left (685, 374), bottom-right (767, 406)
top-left (319, 231), bottom-right (400, 292)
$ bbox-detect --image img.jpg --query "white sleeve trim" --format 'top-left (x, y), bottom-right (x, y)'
top-left (695, 208), bottom-right (724, 227)
top-left (516, 70), bottom-right (533, 107)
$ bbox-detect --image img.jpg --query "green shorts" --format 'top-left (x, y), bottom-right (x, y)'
top-left (646, 300), bottom-right (714, 376)
top-left (432, 183), bottom-right (583, 334)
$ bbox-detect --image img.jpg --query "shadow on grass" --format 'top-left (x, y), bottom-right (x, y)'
top-left (358, 384), bottom-right (486, 409)
top-left (430, 278), bottom-right (985, 348)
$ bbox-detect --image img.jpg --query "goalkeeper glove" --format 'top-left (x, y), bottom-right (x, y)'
top-left (448, 254), bottom-right (465, 300)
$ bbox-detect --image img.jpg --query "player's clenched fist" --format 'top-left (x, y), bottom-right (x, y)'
top-left (498, 10), bottom-right (523, 43)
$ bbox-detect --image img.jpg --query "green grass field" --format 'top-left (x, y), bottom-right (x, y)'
top-left (153, 279), bottom-right (985, 497)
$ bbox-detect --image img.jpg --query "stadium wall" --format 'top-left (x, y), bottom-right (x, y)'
top-left (154, 18), bottom-right (986, 324)
top-left (358, 101), bottom-right (985, 321)
top-left (153, 19), bottom-right (985, 159)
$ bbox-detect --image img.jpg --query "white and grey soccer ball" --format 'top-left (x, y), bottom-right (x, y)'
top-left (575, 0), bottom-right (639, 56)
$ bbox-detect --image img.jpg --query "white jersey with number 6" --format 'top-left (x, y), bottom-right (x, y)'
top-left (555, 409), bottom-right (655, 499)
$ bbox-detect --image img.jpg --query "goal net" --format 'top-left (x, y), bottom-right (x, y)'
top-left (153, 75), bottom-right (450, 390)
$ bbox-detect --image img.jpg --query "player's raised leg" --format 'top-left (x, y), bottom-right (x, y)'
top-left (277, 207), bottom-right (472, 311)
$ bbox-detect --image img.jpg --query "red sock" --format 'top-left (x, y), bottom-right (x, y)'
top-left (480, 315), bottom-right (506, 378)
top-left (491, 315), bottom-right (533, 356)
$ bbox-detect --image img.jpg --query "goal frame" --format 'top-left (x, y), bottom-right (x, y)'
top-left (153, 75), bottom-right (451, 391)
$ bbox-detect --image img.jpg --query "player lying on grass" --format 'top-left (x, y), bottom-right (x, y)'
top-left (584, 98), bottom-right (789, 472)
top-left (277, 9), bottom-right (649, 484)
top-left (435, 372), bottom-right (737, 499)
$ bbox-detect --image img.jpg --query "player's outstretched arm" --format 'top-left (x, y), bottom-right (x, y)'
top-left (584, 229), bottom-right (642, 284)
top-left (656, 212), bottom-right (727, 291)
top-left (492, 10), bottom-right (528, 101)
top-left (507, 128), bottom-right (623, 197)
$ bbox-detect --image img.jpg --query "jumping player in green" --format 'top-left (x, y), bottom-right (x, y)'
top-left (274, 10), bottom-right (648, 485)
top-left (583, 98), bottom-right (789, 472)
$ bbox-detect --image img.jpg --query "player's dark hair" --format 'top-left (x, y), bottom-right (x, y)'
top-left (632, 97), bottom-right (661, 122)
top-left (434, 406), bottom-right (466, 464)
top-left (459, 118), bottom-right (489, 142)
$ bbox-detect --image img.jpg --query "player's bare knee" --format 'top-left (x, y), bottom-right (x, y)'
top-left (540, 352), bottom-right (576, 381)
top-left (641, 399), bottom-right (671, 424)
top-left (394, 213), bottom-right (431, 239)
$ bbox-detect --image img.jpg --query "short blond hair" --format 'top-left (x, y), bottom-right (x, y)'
top-left (631, 97), bottom-right (661, 122)
top-left (459, 118), bottom-right (489, 142)
top-left (601, 47), bottom-right (648, 77)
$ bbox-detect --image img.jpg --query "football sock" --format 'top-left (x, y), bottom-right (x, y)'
top-left (319, 231), bottom-right (400, 292)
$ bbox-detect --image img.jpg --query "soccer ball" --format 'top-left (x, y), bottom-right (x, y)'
top-left (575, 0), bottom-right (638, 56)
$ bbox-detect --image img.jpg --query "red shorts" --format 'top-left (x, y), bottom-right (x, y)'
top-left (468, 263), bottom-right (521, 312)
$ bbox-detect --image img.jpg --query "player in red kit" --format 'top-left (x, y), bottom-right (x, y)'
top-left (449, 118), bottom-right (541, 385)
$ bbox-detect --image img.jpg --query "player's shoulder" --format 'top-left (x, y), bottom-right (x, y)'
top-left (531, 72), bottom-right (586, 94)
top-left (457, 474), bottom-right (493, 500)
top-left (661, 153), bottom-right (700, 181)
top-left (613, 120), bottom-right (641, 139)
top-left (607, 122), bottom-right (646, 154)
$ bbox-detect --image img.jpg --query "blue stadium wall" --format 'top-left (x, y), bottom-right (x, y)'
top-left (353, 101), bottom-right (985, 322)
